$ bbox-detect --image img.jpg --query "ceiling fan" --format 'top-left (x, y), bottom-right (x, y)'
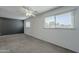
top-left (22, 6), bottom-right (38, 17)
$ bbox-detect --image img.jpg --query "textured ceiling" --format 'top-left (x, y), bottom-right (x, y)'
top-left (0, 6), bottom-right (58, 20)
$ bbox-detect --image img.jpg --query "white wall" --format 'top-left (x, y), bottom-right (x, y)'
top-left (24, 6), bottom-right (79, 52)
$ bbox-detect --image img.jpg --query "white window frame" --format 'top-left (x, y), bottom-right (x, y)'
top-left (25, 21), bottom-right (31, 28)
top-left (44, 16), bottom-right (55, 28)
top-left (55, 11), bottom-right (75, 29)
top-left (44, 11), bottom-right (75, 29)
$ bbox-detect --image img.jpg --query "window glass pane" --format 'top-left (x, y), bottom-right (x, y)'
top-left (45, 16), bottom-right (55, 28)
top-left (56, 12), bottom-right (74, 28)
top-left (26, 22), bottom-right (30, 28)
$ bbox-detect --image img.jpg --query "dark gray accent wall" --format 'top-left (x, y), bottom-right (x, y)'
top-left (0, 19), bottom-right (2, 35)
top-left (0, 17), bottom-right (24, 35)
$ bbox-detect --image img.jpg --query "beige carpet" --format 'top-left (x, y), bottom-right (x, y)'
top-left (0, 34), bottom-right (74, 53)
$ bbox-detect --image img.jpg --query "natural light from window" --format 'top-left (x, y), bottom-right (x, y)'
top-left (26, 21), bottom-right (30, 28)
top-left (45, 16), bottom-right (55, 28)
top-left (44, 11), bottom-right (74, 28)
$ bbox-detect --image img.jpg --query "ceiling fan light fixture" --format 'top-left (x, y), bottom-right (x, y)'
top-left (23, 6), bottom-right (37, 17)
top-left (25, 10), bottom-right (35, 17)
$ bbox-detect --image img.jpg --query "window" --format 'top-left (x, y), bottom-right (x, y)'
top-left (45, 16), bottom-right (55, 28)
top-left (56, 12), bottom-right (74, 28)
top-left (44, 11), bottom-right (74, 29)
top-left (26, 21), bottom-right (30, 28)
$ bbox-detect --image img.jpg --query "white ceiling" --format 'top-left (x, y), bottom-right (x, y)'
top-left (0, 6), bottom-right (58, 20)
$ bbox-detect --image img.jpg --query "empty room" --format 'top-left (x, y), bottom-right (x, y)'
top-left (0, 6), bottom-right (78, 53)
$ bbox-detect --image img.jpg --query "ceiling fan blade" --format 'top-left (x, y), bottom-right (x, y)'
top-left (22, 6), bottom-right (38, 17)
